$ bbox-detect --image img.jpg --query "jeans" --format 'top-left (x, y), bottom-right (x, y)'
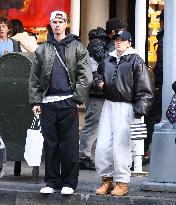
top-left (79, 97), bottom-right (104, 158)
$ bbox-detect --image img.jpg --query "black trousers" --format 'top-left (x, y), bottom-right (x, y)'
top-left (144, 88), bottom-right (162, 152)
top-left (40, 100), bottom-right (79, 190)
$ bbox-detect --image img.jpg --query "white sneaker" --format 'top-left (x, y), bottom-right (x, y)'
top-left (61, 187), bottom-right (74, 195)
top-left (40, 187), bottom-right (57, 194)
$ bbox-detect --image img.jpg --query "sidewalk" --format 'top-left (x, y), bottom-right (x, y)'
top-left (0, 161), bottom-right (176, 205)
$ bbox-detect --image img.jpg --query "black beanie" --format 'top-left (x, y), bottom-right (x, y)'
top-left (106, 17), bottom-right (125, 34)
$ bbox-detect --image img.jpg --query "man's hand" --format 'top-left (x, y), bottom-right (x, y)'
top-left (98, 81), bottom-right (104, 90)
top-left (32, 105), bottom-right (42, 115)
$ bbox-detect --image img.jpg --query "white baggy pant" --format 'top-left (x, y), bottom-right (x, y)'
top-left (95, 100), bottom-right (134, 183)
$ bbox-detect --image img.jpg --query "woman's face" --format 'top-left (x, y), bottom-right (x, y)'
top-left (115, 37), bottom-right (131, 54)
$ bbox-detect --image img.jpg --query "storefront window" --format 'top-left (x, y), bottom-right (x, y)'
top-left (148, 0), bottom-right (164, 68)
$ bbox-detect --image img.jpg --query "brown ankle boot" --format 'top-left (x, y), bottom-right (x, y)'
top-left (95, 177), bottom-right (114, 195)
top-left (111, 182), bottom-right (128, 196)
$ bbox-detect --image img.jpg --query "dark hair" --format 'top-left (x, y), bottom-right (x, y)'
top-left (106, 17), bottom-right (125, 34)
top-left (88, 27), bottom-right (108, 41)
top-left (0, 16), bottom-right (12, 35)
top-left (10, 19), bottom-right (24, 36)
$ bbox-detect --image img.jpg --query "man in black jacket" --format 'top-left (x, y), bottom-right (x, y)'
top-left (29, 10), bottom-right (92, 195)
top-left (79, 18), bottom-right (125, 170)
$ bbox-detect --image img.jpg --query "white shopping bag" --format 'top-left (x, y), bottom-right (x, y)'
top-left (24, 116), bottom-right (44, 166)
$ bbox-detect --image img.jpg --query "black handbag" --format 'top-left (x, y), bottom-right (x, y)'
top-left (166, 94), bottom-right (176, 124)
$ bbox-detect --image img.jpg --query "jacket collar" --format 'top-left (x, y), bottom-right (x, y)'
top-left (109, 47), bottom-right (139, 62)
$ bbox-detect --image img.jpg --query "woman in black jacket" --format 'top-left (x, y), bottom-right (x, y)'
top-left (94, 31), bottom-right (154, 196)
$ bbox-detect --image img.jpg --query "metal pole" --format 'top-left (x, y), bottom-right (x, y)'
top-left (135, 0), bottom-right (146, 61)
top-left (162, 0), bottom-right (176, 120)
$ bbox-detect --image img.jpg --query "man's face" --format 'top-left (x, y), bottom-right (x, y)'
top-left (50, 18), bottom-right (67, 35)
top-left (0, 22), bottom-right (9, 39)
top-left (115, 37), bottom-right (131, 54)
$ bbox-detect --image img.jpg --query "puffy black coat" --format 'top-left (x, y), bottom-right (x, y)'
top-left (87, 27), bottom-right (109, 98)
top-left (87, 27), bottom-right (109, 63)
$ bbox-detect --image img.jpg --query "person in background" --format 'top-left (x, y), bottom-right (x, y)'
top-left (144, 9), bottom-right (164, 164)
top-left (0, 16), bottom-right (21, 56)
top-left (79, 18), bottom-right (125, 170)
top-left (10, 19), bottom-right (38, 52)
top-left (95, 31), bottom-right (154, 196)
top-left (29, 10), bottom-right (92, 195)
top-left (79, 27), bottom-right (109, 170)
top-left (105, 17), bottom-right (126, 52)
top-left (0, 16), bottom-right (22, 176)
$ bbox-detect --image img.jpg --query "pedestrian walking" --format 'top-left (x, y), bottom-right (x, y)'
top-left (95, 30), bottom-right (154, 196)
top-left (29, 10), bottom-right (92, 195)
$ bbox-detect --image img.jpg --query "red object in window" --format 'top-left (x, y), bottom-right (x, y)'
top-left (6, 0), bottom-right (71, 28)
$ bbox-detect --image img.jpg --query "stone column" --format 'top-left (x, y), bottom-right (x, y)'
top-left (80, 0), bottom-right (109, 46)
top-left (135, 0), bottom-right (146, 60)
top-left (131, 0), bottom-right (147, 173)
top-left (115, 0), bottom-right (128, 25)
top-left (70, 0), bottom-right (80, 36)
top-left (143, 0), bottom-right (176, 192)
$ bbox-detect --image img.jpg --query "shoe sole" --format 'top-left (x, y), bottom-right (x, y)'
top-left (95, 192), bottom-right (111, 195)
top-left (40, 191), bottom-right (57, 194)
top-left (95, 189), bottom-right (113, 195)
top-left (40, 189), bottom-right (58, 194)
top-left (111, 191), bottom-right (128, 196)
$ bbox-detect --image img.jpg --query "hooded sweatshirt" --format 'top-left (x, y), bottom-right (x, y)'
top-left (45, 32), bottom-right (80, 97)
top-left (109, 47), bottom-right (140, 62)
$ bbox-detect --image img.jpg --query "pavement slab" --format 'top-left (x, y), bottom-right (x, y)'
top-left (0, 161), bottom-right (176, 205)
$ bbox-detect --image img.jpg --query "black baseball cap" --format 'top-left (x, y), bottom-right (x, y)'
top-left (113, 30), bottom-right (132, 42)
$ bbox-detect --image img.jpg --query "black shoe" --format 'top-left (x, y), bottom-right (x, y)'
top-left (79, 156), bottom-right (95, 171)
top-left (142, 152), bottom-right (150, 166)
top-left (130, 161), bottom-right (134, 171)
top-left (142, 157), bottom-right (150, 166)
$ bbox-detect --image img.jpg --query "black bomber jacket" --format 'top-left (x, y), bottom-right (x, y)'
top-left (98, 48), bottom-right (155, 117)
